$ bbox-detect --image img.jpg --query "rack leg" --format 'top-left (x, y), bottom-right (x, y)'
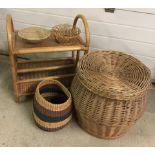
top-left (15, 94), bottom-right (20, 103)
top-left (10, 55), bottom-right (19, 103)
top-left (76, 50), bottom-right (80, 65)
top-left (72, 51), bottom-right (75, 59)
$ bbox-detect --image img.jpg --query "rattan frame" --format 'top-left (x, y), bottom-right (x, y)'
top-left (6, 14), bottom-right (90, 103)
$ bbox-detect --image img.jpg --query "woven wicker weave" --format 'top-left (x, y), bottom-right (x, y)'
top-left (52, 24), bottom-right (81, 44)
top-left (16, 58), bottom-right (75, 96)
top-left (33, 79), bottom-right (72, 131)
top-left (71, 50), bottom-right (151, 139)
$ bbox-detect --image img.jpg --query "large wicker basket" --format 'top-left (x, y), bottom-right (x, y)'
top-left (33, 79), bottom-right (72, 131)
top-left (71, 51), bottom-right (151, 139)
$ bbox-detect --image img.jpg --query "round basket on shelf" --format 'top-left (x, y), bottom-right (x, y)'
top-left (71, 50), bottom-right (151, 139)
top-left (33, 79), bottom-right (72, 131)
top-left (18, 27), bottom-right (51, 43)
top-left (51, 24), bottom-right (81, 44)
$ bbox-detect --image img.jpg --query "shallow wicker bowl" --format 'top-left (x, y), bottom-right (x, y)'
top-left (52, 24), bottom-right (81, 44)
top-left (18, 27), bottom-right (51, 43)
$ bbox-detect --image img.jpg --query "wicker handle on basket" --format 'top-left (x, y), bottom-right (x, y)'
top-left (73, 14), bottom-right (90, 48)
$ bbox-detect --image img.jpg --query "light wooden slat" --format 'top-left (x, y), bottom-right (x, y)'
top-left (16, 73), bottom-right (75, 83)
top-left (14, 45), bottom-right (87, 54)
top-left (17, 64), bottom-right (75, 73)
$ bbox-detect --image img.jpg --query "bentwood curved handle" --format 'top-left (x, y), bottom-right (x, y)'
top-left (73, 14), bottom-right (90, 48)
top-left (6, 15), bottom-right (14, 51)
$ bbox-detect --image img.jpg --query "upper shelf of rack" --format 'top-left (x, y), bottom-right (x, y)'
top-left (6, 14), bottom-right (90, 55)
top-left (13, 32), bottom-right (87, 54)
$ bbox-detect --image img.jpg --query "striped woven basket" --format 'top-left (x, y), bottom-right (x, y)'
top-left (71, 51), bottom-right (151, 139)
top-left (33, 79), bottom-right (72, 131)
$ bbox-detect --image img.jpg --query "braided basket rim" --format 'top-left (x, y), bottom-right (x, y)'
top-left (35, 79), bottom-right (72, 111)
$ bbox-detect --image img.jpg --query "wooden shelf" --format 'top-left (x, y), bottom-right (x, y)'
top-left (17, 57), bottom-right (75, 81)
top-left (14, 32), bottom-right (87, 55)
top-left (16, 57), bottom-right (75, 96)
top-left (6, 14), bottom-right (90, 102)
top-left (17, 64), bottom-right (75, 73)
top-left (16, 74), bottom-right (74, 96)
top-left (16, 73), bottom-right (75, 84)
top-left (17, 57), bottom-right (75, 73)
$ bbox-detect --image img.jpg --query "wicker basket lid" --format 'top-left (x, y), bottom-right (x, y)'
top-left (77, 51), bottom-right (151, 100)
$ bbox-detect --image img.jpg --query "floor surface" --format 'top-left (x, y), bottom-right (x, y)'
top-left (0, 55), bottom-right (155, 147)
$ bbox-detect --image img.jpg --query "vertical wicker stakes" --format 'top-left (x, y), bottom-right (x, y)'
top-left (33, 80), bottom-right (72, 131)
top-left (71, 51), bottom-right (151, 139)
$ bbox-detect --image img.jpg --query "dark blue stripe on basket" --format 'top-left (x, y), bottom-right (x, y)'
top-left (33, 97), bottom-right (72, 117)
top-left (33, 104), bottom-right (72, 123)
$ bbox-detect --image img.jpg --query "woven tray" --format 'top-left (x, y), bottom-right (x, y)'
top-left (18, 27), bottom-right (51, 43)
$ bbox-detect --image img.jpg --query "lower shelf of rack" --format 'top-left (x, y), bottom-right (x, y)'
top-left (15, 57), bottom-right (76, 96)
top-left (16, 75), bottom-right (74, 96)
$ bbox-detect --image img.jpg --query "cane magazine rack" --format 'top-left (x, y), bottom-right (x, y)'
top-left (6, 14), bottom-right (90, 103)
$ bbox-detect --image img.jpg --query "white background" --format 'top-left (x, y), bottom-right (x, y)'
top-left (0, 0), bottom-right (155, 153)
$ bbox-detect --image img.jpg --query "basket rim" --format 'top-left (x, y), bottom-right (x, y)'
top-left (35, 79), bottom-right (72, 111)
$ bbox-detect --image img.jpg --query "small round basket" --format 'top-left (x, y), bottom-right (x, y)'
top-left (33, 79), bottom-right (72, 131)
top-left (71, 51), bottom-right (151, 139)
top-left (52, 24), bottom-right (81, 44)
top-left (18, 27), bottom-right (51, 43)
